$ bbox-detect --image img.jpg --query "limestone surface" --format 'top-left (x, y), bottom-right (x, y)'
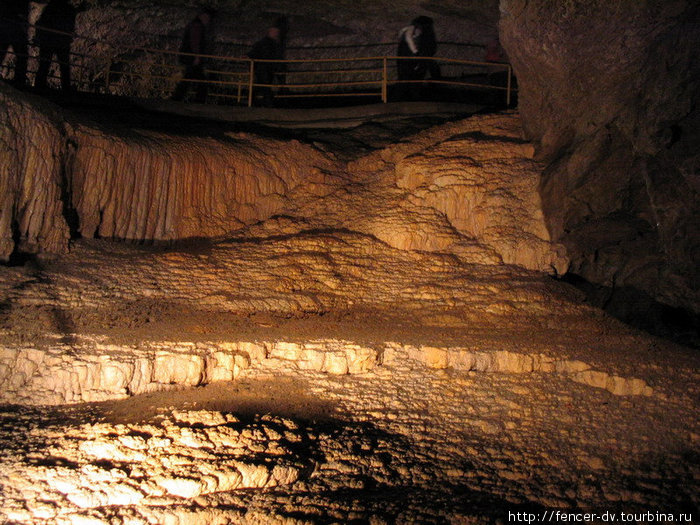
top-left (0, 85), bottom-right (565, 275)
top-left (0, 220), bottom-right (697, 523)
top-left (500, 0), bottom-right (700, 314)
top-left (0, 88), bottom-right (69, 259)
top-left (0, 342), bottom-right (697, 524)
top-left (0, 86), bottom-right (697, 524)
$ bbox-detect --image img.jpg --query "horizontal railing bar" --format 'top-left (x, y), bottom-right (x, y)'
top-left (0, 15), bottom-right (515, 107)
top-left (276, 92), bottom-right (382, 98)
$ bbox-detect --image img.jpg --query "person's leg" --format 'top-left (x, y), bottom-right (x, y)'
top-left (395, 58), bottom-right (412, 100)
top-left (57, 45), bottom-right (71, 92)
top-left (0, 42), bottom-right (10, 71)
top-left (192, 64), bottom-right (208, 103)
top-left (428, 59), bottom-right (441, 80)
top-left (407, 62), bottom-right (424, 100)
top-left (172, 65), bottom-right (194, 101)
top-left (34, 45), bottom-right (54, 91)
top-left (254, 67), bottom-right (274, 106)
top-left (9, 34), bottom-right (29, 87)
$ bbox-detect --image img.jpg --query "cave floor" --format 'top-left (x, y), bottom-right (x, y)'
top-left (0, 235), bottom-right (698, 524)
top-left (0, 105), bottom-right (698, 524)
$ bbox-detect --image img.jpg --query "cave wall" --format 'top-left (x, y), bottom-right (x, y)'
top-left (499, 0), bottom-right (700, 313)
top-left (0, 84), bottom-right (565, 274)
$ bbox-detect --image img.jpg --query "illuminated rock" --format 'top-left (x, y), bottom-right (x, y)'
top-left (0, 86), bottom-right (565, 275)
top-left (69, 124), bottom-right (338, 242)
top-left (0, 85), bottom-right (69, 260)
top-left (0, 410), bottom-right (309, 522)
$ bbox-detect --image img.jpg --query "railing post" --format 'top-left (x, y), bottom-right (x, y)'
top-left (104, 59), bottom-right (111, 94)
top-left (247, 59), bottom-right (254, 107)
top-left (506, 64), bottom-right (512, 107)
top-left (382, 57), bottom-right (388, 103)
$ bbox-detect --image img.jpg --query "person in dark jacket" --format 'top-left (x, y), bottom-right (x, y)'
top-left (172, 8), bottom-right (215, 103)
top-left (247, 25), bottom-right (284, 107)
top-left (1, 0), bottom-right (30, 88)
top-left (396, 19), bottom-right (421, 83)
top-left (396, 16), bottom-right (439, 99)
top-left (34, 0), bottom-right (82, 92)
top-left (414, 16), bottom-right (440, 80)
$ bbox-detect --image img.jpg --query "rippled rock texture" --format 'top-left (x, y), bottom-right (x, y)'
top-left (0, 85), bottom-right (565, 274)
top-left (0, 88), bottom-right (69, 258)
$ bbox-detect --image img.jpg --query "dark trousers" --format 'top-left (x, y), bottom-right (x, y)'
top-left (395, 57), bottom-right (441, 100)
top-left (0, 23), bottom-right (28, 87)
top-left (172, 64), bottom-right (208, 103)
top-left (35, 42), bottom-right (72, 92)
top-left (396, 56), bottom-right (423, 100)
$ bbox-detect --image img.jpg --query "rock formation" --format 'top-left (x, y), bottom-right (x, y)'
top-left (1, 177), bottom-right (697, 521)
top-left (500, 0), bottom-right (700, 315)
top-left (68, 124), bottom-right (337, 242)
top-left (0, 87), bottom-right (69, 259)
top-left (0, 2), bottom-right (698, 521)
top-left (0, 84), bottom-right (565, 275)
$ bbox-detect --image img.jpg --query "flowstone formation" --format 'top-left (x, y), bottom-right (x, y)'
top-left (0, 84), bottom-right (564, 272)
top-left (0, 89), bottom-right (698, 522)
top-left (0, 84), bottom-right (339, 258)
top-left (499, 0), bottom-right (700, 317)
top-left (0, 86), bottom-right (69, 258)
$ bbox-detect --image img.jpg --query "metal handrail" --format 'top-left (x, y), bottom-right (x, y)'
top-left (1, 17), bottom-right (516, 107)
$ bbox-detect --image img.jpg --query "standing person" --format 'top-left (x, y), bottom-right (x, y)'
top-left (34, 0), bottom-right (81, 93)
top-left (485, 37), bottom-right (506, 64)
top-left (172, 8), bottom-right (215, 103)
top-left (272, 16), bottom-right (288, 92)
top-left (0, 0), bottom-right (30, 88)
top-left (396, 16), bottom-right (439, 99)
top-left (484, 37), bottom-right (511, 106)
top-left (396, 18), bottom-right (422, 86)
top-left (247, 25), bottom-right (284, 107)
top-left (414, 16), bottom-right (440, 81)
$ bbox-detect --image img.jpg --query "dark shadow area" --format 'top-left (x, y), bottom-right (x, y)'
top-left (559, 273), bottom-right (700, 349)
top-left (6, 248), bottom-right (33, 267)
top-left (7, 219), bottom-right (32, 267)
top-left (220, 225), bottom-right (377, 246)
top-left (80, 378), bottom-right (340, 425)
top-left (36, 82), bottom-right (496, 138)
top-left (270, 486), bottom-right (547, 525)
top-left (60, 140), bottom-right (81, 240)
top-left (3, 254), bottom-right (79, 346)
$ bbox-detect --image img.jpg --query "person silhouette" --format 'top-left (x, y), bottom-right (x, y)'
top-left (34, 0), bottom-right (82, 92)
top-left (396, 16), bottom-right (439, 99)
top-left (172, 8), bottom-right (215, 103)
top-left (247, 25), bottom-right (285, 107)
top-left (0, 0), bottom-right (30, 88)
top-left (414, 16), bottom-right (440, 81)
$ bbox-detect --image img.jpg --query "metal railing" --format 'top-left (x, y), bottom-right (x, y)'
top-left (1, 18), bottom-right (515, 107)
